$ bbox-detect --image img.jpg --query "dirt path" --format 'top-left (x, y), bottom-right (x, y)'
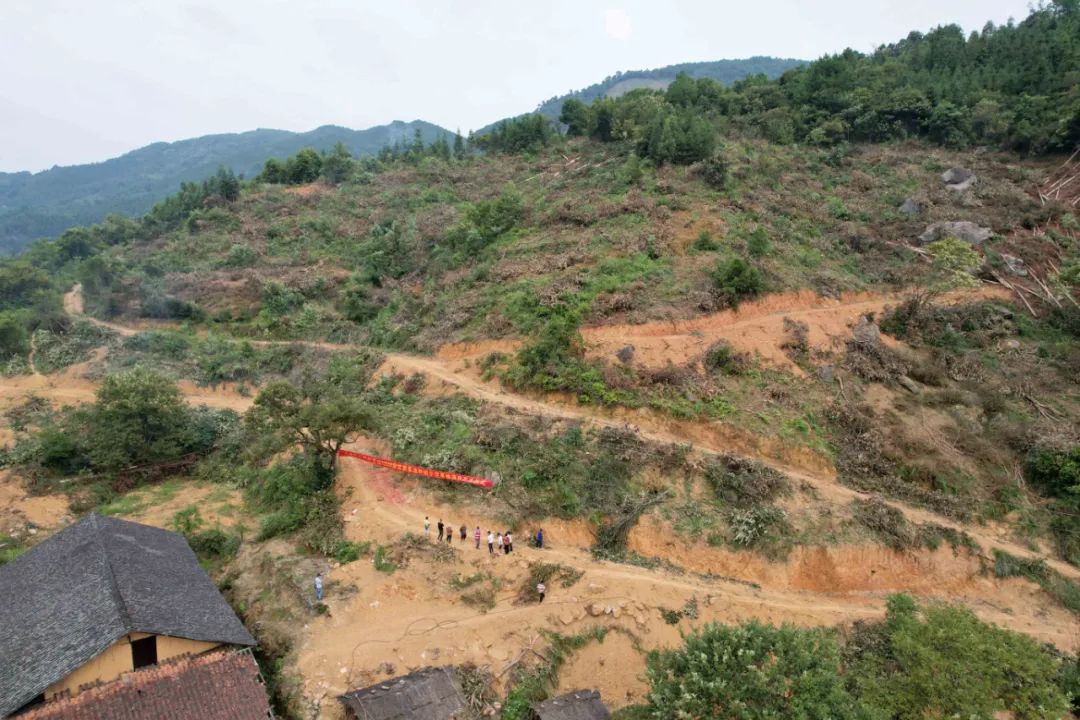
top-left (439, 287), bottom-right (1013, 373)
top-left (43, 285), bottom-right (1080, 713)
top-left (59, 283), bottom-right (1080, 581)
top-left (293, 440), bottom-right (1078, 716)
top-left (378, 353), bottom-right (1080, 582)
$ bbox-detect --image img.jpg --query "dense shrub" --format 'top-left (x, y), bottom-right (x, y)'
top-left (645, 621), bottom-right (862, 718)
top-left (847, 594), bottom-right (1070, 719)
top-left (704, 455), bottom-right (789, 507)
top-left (443, 192), bottom-right (524, 257)
top-left (1025, 446), bottom-right (1080, 498)
top-left (702, 340), bottom-right (749, 375)
top-left (9, 368), bottom-right (238, 486)
top-left (712, 256), bottom-right (764, 307)
top-left (696, 152), bottom-right (729, 189)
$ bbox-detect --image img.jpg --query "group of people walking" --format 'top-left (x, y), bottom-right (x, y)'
top-left (423, 516), bottom-right (544, 556)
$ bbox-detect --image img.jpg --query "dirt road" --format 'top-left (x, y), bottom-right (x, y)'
top-left (292, 441), bottom-right (1078, 716)
top-left (33, 285), bottom-right (1080, 714)
top-left (57, 283), bottom-right (1080, 581)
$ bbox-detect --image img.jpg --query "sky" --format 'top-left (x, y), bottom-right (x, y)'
top-left (1, 0), bottom-right (1033, 173)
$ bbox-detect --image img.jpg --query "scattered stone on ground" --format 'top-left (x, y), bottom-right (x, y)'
top-left (850, 316), bottom-right (882, 345)
top-left (917, 221), bottom-right (993, 246)
top-left (941, 167), bottom-right (977, 191)
top-left (1002, 253), bottom-right (1027, 276)
top-left (898, 198), bottom-right (923, 216)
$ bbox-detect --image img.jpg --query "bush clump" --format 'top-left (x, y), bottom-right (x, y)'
top-left (846, 594), bottom-right (1071, 718)
top-left (711, 256), bottom-right (764, 307)
top-left (704, 455), bottom-right (789, 507)
top-left (645, 621), bottom-right (861, 718)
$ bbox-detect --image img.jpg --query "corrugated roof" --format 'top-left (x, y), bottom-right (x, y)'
top-left (531, 690), bottom-right (610, 720)
top-left (0, 514), bottom-right (255, 717)
top-left (16, 650), bottom-right (272, 720)
top-left (338, 667), bottom-right (466, 720)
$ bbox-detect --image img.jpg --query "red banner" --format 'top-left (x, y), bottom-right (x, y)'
top-left (337, 449), bottom-right (494, 488)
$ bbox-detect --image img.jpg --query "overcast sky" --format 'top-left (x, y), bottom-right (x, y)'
top-left (1, 0), bottom-right (1032, 173)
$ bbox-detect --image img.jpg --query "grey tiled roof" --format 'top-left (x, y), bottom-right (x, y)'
top-left (338, 667), bottom-right (466, 720)
top-left (532, 690), bottom-right (611, 720)
top-left (0, 514), bottom-right (254, 717)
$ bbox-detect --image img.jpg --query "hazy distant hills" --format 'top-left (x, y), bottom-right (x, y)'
top-left (0, 121), bottom-right (450, 254)
top-left (0, 57), bottom-right (805, 255)
top-left (476, 56), bottom-right (805, 135)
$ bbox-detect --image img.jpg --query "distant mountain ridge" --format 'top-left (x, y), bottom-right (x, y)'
top-left (0, 57), bottom-right (805, 255)
top-left (0, 121), bottom-right (450, 255)
top-left (476, 56), bottom-right (805, 135)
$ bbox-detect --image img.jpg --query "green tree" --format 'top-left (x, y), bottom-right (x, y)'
top-left (431, 134), bottom-right (452, 161)
top-left (286, 148), bottom-right (323, 184)
top-left (246, 379), bottom-right (373, 472)
top-left (645, 621), bottom-right (864, 719)
top-left (205, 165), bottom-right (240, 201)
top-left (0, 310), bottom-right (29, 360)
top-left (925, 237), bottom-right (981, 289)
top-left (320, 142), bottom-right (355, 184)
top-left (453, 129), bottom-right (465, 157)
top-left (259, 158), bottom-right (287, 184)
top-left (712, 256), bottom-right (764, 307)
top-left (0, 261), bottom-right (53, 311)
top-left (746, 226), bottom-right (771, 257)
top-left (82, 368), bottom-right (189, 471)
top-left (511, 306), bottom-right (585, 387)
top-left (559, 98), bottom-right (593, 136)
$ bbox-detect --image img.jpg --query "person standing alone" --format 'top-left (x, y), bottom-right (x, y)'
top-left (314, 573), bottom-right (323, 602)
top-left (474, 526), bottom-right (481, 549)
top-left (536, 581), bottom-right (545, 603)
top-left (424, 516), bottom-right (431, 538)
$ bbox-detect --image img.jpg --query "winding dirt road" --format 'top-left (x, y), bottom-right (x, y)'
top-left (53, 283), bottom-right (1080, 581)
top-left (29, 284), bottom-right (1080, 713)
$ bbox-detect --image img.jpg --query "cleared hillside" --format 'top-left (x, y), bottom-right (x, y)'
top-left (0, 121), bottom-right (450, 255)
top-left (2, 4), bottom-right (1079, 717)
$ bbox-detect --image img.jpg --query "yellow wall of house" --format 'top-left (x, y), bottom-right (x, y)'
top-left (44, 633), bottom-right (221, 700)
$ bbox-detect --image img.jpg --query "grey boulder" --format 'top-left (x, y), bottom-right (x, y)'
top-left (918, 221), bottom-right (992, 246)
top-left (941, 167), bottom-right (976, 191)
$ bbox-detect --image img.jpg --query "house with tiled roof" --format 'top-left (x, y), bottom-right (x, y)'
top-left (0, 515), bottom-right (256, 717)
top-left (16, 650), bottom-right (272, 720)
top-left (338, 667), bottom-right (468, 720)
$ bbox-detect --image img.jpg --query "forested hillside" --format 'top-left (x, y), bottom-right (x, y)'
top-left (2, 3), bottom-right (1080, 719)
top-left (474, 56), bottom-right (804, 135)
top-left (0, 121), bottom-right (450, 256)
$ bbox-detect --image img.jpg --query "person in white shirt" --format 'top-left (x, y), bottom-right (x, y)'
top-left (487, 531), bottom-right (495, 555)
top-left (536, 582), bottom-right (546, 603)
top-left (496, 533), bottom-right (504, 553)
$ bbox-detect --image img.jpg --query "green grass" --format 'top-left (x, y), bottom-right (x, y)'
top-left (993, 550), bottom-right (1080, 614)
top-left (373, 545), bottom-right (397, 573)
